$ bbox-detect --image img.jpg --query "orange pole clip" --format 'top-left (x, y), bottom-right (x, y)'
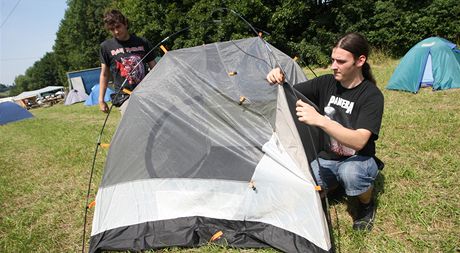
top-left (88, 200), bottom-right (96, 209)
top-left (210, 231), bottom-right (223, 242)
top-left (239, 96), bottom-right (246, 105)
top-left (122, 88), bottom-right (132, 95)
top-left (160, 45), bottom-right (168, 54)
top-left (248, 180), bottom-right (257, 191)
top-left (315, 185), bottom-right (322, 191)
top-left (100, 143), bottom-right (110, 149)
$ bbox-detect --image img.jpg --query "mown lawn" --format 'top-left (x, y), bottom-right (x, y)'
top-left (1, 57), bottom-right (459, 252)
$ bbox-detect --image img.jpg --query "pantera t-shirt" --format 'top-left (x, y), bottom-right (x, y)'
top-left (294, 74), bottom-right (384, 160)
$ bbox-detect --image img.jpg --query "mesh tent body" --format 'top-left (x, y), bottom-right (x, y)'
top-left (90, 37), bottom-right (331, 253)
top-left (0, 101), bottom-right (33, 125)
top-left (386, 37), bottom-right (460, 93)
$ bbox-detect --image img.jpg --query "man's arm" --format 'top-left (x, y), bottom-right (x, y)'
top-left (269, 67), bottom-right (373, 150)
top-left (296, 99), bottom-right (372, 151)
top-left (99, 63), bottom-right (110, 113)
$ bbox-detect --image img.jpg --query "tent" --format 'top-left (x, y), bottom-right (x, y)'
top-left (67, 67), bottom-right (101, 94)
top-left (0, 97), bottom-right (14, 103)
top-left (387, 37), bottom-right (460, 93)
top-left (89, 37), bottom-right (331, 253)
top-left (84, 84), bottom-right (113, 106)
top-left (64, 89), bottom-right (88, 105)
top-left (14, 86), bottom-right (65, 101)
top-left (0, 101), bottom-right (34, 125)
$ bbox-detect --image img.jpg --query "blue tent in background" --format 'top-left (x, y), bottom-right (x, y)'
top-left (67, 68), bottom-right (101, 94)
top-left (386, 37), bottom-right (460, 93)
top-left (84, 84), bottom-right (114, 106)
top-left (0, 102), bottom-right (34, 125)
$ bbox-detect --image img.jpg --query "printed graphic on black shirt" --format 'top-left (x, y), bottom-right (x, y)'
top-left (115, 55), bottom-right (145, 85)
top-left (325, 95), bottom-right (356, 157)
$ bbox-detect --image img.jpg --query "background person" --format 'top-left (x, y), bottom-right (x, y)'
top-left (99, 9), bottom-right (156, 115)
top-left (267, 32), bottom-right (384, 231)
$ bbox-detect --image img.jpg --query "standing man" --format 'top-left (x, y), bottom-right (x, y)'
top-left (99, 9), bottom-right (156, 115)
top-left (267, 32), bottom-right (384, 231)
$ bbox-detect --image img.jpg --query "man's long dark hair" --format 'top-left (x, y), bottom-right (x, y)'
top-left (335, 32), bottom-right (376, 85)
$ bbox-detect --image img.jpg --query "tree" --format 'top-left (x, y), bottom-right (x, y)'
top-left (15, 0), bottom-right (458, 92)
top-left (10, 75), bottom-right (31, 96)
top-left (0, 84), bottom-right (9, 93)
top-left (53, 0), bottom-right (109, 86)
top-left (368, 0), bottom-right (460, 57)
top-left (27, 52), bottom-right (61, 90)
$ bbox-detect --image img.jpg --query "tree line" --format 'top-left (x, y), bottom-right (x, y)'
top-left (8, 0), bottom-right (459, 96)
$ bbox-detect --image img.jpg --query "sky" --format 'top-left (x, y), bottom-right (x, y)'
top-left (0, 0), bottom-right (68, 86)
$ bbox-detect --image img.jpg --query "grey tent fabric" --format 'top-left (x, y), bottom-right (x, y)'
top-left (90, 37), bottom-right (331, 253)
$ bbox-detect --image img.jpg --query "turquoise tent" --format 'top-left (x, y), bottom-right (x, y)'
top-left (386, 37), bottom-right (460, 93)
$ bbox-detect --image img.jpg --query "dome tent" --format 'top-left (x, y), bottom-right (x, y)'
top-left (64, 89), bottom-right (88, 105)
top-left (0, 101), bottom-right (33, 125)
top-left (89, 37), bottom-right (332, 253)
top-left (386, 37), bottom-right (460, 93)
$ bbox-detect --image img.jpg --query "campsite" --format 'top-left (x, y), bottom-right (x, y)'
top-left (1, 1), bottom-right (459, 252)
top-left (1, 54), bottom-right (459, 252)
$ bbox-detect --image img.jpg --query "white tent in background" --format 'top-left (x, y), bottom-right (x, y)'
top-left (64, 89), bottom-right (88, 105)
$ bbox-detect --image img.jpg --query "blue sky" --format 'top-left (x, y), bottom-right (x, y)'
top-left (0, 0), bottom-right (68, 86)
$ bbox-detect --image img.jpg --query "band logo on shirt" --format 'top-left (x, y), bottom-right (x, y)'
top-left (327, 95), bottom-right (354, 114)
top-left (111, 46), bottom-right (145, 56)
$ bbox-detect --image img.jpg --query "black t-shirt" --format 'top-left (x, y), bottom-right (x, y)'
top-left (294, 74), bottom-right (384, 160)
top-left (100, 34), bottom-right (155, 91)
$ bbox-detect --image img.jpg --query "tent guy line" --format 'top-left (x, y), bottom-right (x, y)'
top-left (0, 0), bottom-right (22, 29)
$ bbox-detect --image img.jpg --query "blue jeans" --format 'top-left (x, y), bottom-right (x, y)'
top-left (310, 156), bottom-right (379, 196)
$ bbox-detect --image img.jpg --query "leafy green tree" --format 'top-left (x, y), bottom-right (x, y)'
top-left (14, 0), bottom-right (459, 94)
top-left (10, 75), bottom-right (31, 96)
top-left (53, 0), bottom-right (109, 86)
top-left (27, 52), bottom-right (61, 90)
top-left (0, 84), bottom-right (9, 93)
top-left (266, 0), bottom-right (338, 66)
top-left (9, 52), bottom-right (61, 95)
top-left (368, 0), bottom-right (460, 56)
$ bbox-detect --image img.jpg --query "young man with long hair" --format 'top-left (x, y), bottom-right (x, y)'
top-left (267, 32), bottom-right (384, 231)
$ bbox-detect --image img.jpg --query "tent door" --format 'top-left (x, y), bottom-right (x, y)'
top-left (70, 77), bottom-right (87, 94)
top-left (421, 53), bottom-right (434, 87)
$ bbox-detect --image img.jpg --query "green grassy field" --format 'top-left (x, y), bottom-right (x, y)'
top-left (1, 57), bottom-right (459, 252)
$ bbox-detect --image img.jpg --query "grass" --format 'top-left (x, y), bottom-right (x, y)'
top-left (1, 57), bottom-right (459, 252)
